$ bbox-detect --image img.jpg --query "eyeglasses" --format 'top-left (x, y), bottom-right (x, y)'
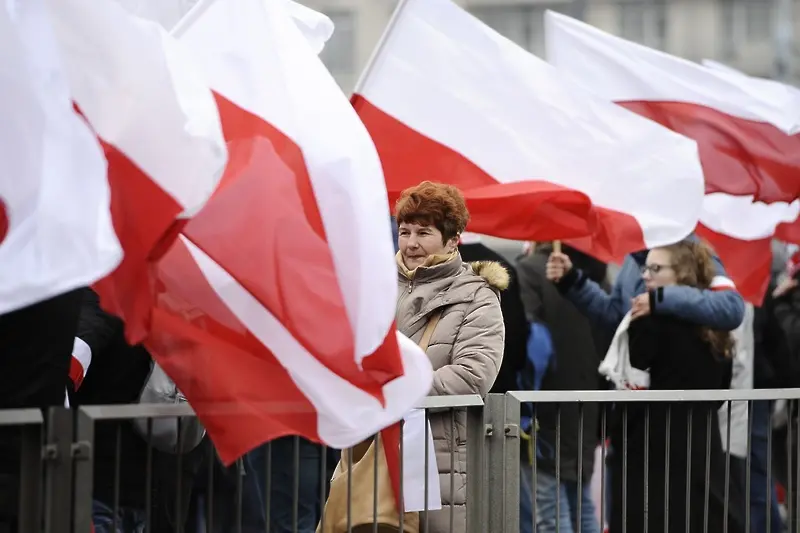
top-left (640, 264), bottom-right (673, 275)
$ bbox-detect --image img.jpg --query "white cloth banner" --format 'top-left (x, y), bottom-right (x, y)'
top-left (402, 409), bottom-right (442, 512)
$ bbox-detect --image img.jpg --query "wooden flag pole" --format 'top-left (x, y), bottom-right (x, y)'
top-left (553, 240), bottom-right (562, 254)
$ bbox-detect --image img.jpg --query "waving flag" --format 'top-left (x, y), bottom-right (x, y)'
top-left (45, 0), bottom-right (228, 341)
top-left (352, 0), bottom-right (704, 261)
top-left (0, 0), bottom-right (120, 315)
top-left (118, 0), bottom-right (334, 53)
top-left (136, 0), bottom-right (434, 463)
top-left (546, 11), bottom-right (800, 205)
top-left (698, 195), bottom-right (800, 303)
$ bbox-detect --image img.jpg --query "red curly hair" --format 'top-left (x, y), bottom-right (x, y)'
top-left (394, 181), bottom-right (470, 244)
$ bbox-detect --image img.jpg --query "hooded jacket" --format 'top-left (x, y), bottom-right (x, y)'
top-left (396, 252), bottom-right (506, 533)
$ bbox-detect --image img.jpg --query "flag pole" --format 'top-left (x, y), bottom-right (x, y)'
top-left (553, 240), bottom-right (561, 254)
top-left (351, 0), bottom-right (411, 95)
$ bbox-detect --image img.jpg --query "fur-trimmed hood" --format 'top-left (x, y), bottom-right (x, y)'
top-left (469, 261), bottom-right (510, 291)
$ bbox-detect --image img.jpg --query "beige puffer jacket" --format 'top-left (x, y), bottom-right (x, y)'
top-left (396, 252), bottom-right (506, 533)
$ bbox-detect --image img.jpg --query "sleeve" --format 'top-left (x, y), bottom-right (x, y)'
top-left (558, 266), bottom-right (627, 331)
top-left (651, 286), bottom-right (745, 331)
top-left (431, 287), bottom-right (505, 397)
top-left (76, 288), bottom-right (123, 360)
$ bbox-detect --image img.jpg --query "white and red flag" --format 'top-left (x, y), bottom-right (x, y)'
top-left (0, 0), bottom-right (120, 315)
top-left (697, 194), bottom-right (799, 304)
top-left (546, 11), bottom-right (800, 205)
top-left (45, 0), bottom-right (229, 341)
top-left (352, 0), bottom-right (704, 261)
top-left (685, 61), bottom-right (800, 303)
top-left (116, 0), bottom-right (431, 471)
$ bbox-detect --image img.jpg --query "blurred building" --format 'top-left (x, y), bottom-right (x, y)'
top-left (301, 0), bottom-right (800, 91)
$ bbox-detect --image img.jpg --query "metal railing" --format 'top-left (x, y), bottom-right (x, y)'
top-left (3, 389), bottom-right (800, 533)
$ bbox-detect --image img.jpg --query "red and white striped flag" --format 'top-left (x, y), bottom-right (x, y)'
top-left (691, 61), bottom-right (800, 303)
top-left (142, 0), bottom-right (433, 464)
top-left (44, 0), bottom-right (229, 342)
top-left (697, 194), bottom-right (799, 303)
top-left (546, 11), bottom-right (800, 205)
top-left (0, 0), bottom-right (121, 315)
top-left (352, 0), bottom-right (704, 261)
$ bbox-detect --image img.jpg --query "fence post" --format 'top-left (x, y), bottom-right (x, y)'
top-left (465, 403), bottom-right (486, 533)
top-left (73, 409), bottom-right (95, 533)
top-left (42, 407), bottom-right (74, 533)
top-left (16, 414), bottom-right (44, 533)
top-left (504, 394), bottom-right (521, 533)
top-left (485, 394), bottom-right (521, 533)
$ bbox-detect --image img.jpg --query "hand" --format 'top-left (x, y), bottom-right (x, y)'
top-left (630, 293), bottom-right (651, 320)
top-left (773, 278), bottom-right (798, 298)
top-left (546, 252), bottom-right (573, 282)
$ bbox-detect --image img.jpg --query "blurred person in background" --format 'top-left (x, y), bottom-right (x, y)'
top-left (458, 231), bottom-right (529, 395)
top-left (515, 242), bottom-right (610, 533)
top-left (546, 237), bottom-right (744, 333)
top-left (71, 288), bottom-right (206, 533)
top-left (547, 235), bottom-right (745, 524)
top-left (605, 240), bottom-right (743, 533)
top-left (767, 247), bottom-right (800, 531)
top-left (394, 181), bottom-right (505, 533)
top-left (0, 290), bottom-right (83, 531)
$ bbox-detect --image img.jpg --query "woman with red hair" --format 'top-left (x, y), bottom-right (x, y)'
top-left (394, 181), bottom-right (506, 533)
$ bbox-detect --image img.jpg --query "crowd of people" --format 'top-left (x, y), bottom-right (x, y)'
top-left (2, 181), bottom-right (800, 533)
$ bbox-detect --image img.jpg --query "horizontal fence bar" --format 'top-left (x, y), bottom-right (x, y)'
top-left (510, 388), bottom-right (800, 403)
top-left (418, 394), bottom-right (484, 409)
top-left (80, 403), bottom-right (195, 420)
top-left (74, 394), bottom-right (485, 421)
top-left (0, 408), bottom-right (44, 426)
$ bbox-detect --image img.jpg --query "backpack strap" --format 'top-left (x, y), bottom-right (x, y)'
top-left (418, 310), bottom-right (443, 352)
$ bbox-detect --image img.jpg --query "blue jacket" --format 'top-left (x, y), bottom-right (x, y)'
top-left (559, 249), bottom-right (745, 333)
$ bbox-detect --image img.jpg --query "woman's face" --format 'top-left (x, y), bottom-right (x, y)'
top-left (398, 222), bottom-right (455, 269)
top-left (642, 248), bottom-right (678, 290)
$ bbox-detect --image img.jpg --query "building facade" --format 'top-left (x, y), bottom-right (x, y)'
top-left (300, 0), bottom-right (799, 91)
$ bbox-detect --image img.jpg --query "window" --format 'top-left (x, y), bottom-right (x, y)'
top-left (469, 4), bottom-right (569, 58)
top-left (319, 11), bottom-right (357, 83)
top-left (618, 1), bottom-right (667, 49)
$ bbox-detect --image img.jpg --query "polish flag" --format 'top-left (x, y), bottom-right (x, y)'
top-left (352, 0), bottom-right (704, 261)
top-left (44, 0), bottom-right (229, 342)
top-left (116, 0), bottom-right (334, 54)
top-left (546, 11), bottom-right (800, 205)
top-left (138, 0), bottom-right (433, 467)
top-left (0, 0), bottom-right (121, 315)
top-left (700, 60), bottom-right (800, 246)
top-left (697, 194), bottom-right (799, 304)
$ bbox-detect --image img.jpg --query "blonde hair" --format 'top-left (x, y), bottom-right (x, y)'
top-left (657, 239), bottom-right (734, 358)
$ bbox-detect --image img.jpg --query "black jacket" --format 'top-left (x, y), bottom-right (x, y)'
top-left (609, 315), bottom-right (742, 533)
top-left (71, 288), bottom-right (154, 508)
top-left (515, 245), bottom-right (608, 482)
top-left (73, 289), bottom-right (206, 530)
top-left (0, 289), bottom-right (83, 524)
top-left (459, 242), bottom-right (529, 394)
top-left (770, 285), bottom-right (800, 387)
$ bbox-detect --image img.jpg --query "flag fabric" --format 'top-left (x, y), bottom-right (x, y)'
top-left (131, 0), bottom-right (435, 467)
top-left (546, 11), bottom-right (800, 205)
top-left (692, 61), bottom-right (800, 302)
top-left (44, 0), bottom-right (229, 342)
top-left (697, 194), bottom-right (799, 304)
top-left (352, 0), bottom-right (704, 262)
top-left (0, 0), bottom-right (120, 315)
top-left (118, 0), bottom-right (334, 54)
